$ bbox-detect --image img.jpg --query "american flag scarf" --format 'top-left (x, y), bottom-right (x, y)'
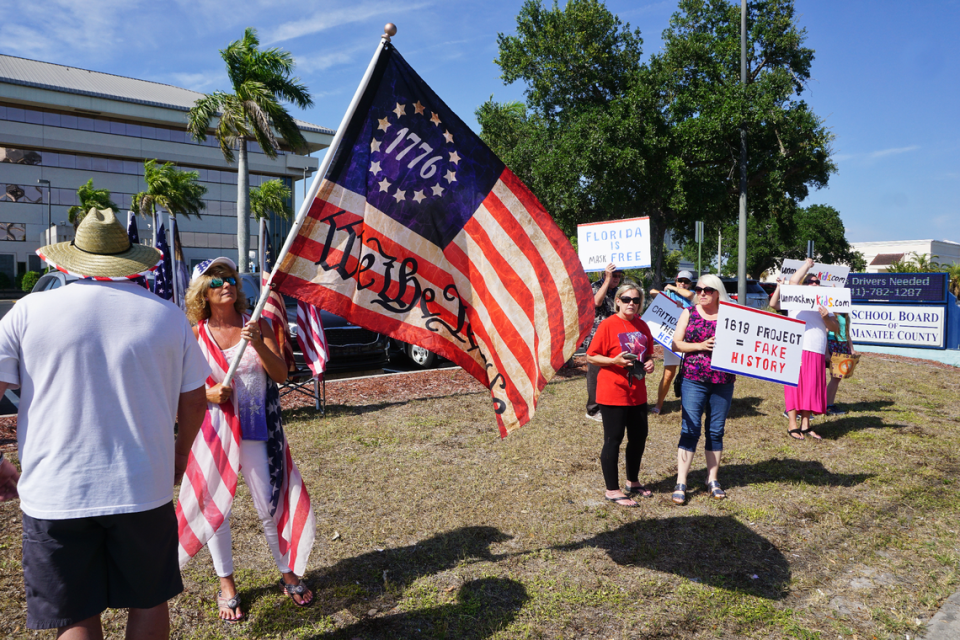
top-left (274, 44), bottom-right (593, 436)
top-left (296, 300), bottom-right (329, 377)
top-left (175, 318), bottom-right (316, 575)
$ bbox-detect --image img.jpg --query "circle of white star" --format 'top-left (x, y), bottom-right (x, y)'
top-left (367, 100), bottom-right (460, 205)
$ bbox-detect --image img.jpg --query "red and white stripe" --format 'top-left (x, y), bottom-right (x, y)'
top-left (175, 318), bottom-right (315, 575)
top-left (296, 301), bottom-right (329, 378)
top-left (263, 287), bottom-right (296, 371)
top-left (275, 169), bottom-right (593, 436)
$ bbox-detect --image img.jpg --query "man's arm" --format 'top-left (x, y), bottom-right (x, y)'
top-left (0, 381), bottom-right (19, 502)
top-left (174, 386), bottom-right (207, 486)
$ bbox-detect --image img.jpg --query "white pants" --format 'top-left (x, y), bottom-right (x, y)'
top-left (207, 439), bottom-right (291, 577)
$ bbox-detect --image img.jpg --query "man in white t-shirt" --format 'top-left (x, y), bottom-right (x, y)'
top-left (0, 209), bottom-right (210, 638)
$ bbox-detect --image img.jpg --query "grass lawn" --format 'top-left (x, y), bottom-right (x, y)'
top-left (1, 354), bottom-right (959, 639)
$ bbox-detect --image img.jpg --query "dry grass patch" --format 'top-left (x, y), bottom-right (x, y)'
top-left (1, 354), bottom-right (959, 638)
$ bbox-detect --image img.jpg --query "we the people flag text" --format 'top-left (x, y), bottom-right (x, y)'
top-left (274, 44), bottom-right (593, 435)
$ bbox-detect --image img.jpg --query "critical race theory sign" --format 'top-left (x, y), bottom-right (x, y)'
top-left (711, 302), bottom-right (805, 386)
top-left (780, 259), bottom-right (849, 287)
top-left (777, 284), bottom-right (852, 313)
top-left (577, 217), bottom-right (652, 272)
top-left (640, 294), bottom-right (683, 358)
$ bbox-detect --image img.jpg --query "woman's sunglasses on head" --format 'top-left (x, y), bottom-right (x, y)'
top-left (209, 276), bottom-right (237, 289)
top-left (619, 296), bottom-right (642, 305)
top-left (694, 286), bottom-right (717, 294)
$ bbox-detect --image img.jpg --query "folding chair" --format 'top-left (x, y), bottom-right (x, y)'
top-left (279, 366), bottom-right (326, 415)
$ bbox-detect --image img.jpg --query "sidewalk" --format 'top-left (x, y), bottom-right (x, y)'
top-left (923, 591), bottom-right (960, 639)
top-left (855, 344), bottom-right (960, 367)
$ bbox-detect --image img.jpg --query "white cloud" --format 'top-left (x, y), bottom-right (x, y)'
top-left (165, 72), bottom-right (225, 92)
top-left (266, 1), bottom-right (433, 44)
top-left (869, 145), bottom-right (920, 159)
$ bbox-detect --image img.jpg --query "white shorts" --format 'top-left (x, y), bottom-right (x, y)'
top-left (663, 349), bottom-right (682, 368)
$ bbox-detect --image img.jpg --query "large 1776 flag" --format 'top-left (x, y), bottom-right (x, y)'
top-left (275, 44), bottom-right (593, 435)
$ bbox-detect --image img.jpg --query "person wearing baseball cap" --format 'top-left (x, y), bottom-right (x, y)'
top-left (0, 208), bottom-right (210, 637)
top-left (647, 270), bottom-right (697, 414)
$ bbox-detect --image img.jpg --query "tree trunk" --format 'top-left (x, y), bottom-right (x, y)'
top-left (236, 140), bottom-right (251, 273)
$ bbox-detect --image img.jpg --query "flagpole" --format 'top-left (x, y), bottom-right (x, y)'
top-left (169, 213), bottom-right (179, 306)
top-left (222, 23), bottom-right (395, 387)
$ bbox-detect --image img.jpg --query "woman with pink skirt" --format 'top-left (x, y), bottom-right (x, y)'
top-left (769, 258), bottom-right (840, 440)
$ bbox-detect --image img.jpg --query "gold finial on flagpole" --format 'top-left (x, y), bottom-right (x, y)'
top-left (383, 23), bottom-right (397, 42)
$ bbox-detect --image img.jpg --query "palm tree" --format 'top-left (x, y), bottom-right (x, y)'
top-left (131, 159), bottom-right (208, 224)
top-left (908, 252), bottom-right (941, 272)
top-left (187, 27), bottom-right (312, 272)
top-left (946, 263), bottom-right (960, 298)
top-left (67, 179), bottom-right (118, 229)
top-left (250, 179), bottom-right (293, 271)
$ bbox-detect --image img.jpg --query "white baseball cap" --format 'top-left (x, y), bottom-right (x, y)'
top-left (191, 257), bottom-right (238, 282)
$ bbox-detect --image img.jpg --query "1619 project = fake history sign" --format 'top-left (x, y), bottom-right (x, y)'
top-left (576, 217), bottom-right (651, 272)
top-left (711, 302), bottom-right (805, 386)
top-left (640, 294), bottom-right (684, 357)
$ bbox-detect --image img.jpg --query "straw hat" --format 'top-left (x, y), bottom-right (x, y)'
top-left (38, 208), bottom-right (161, 278)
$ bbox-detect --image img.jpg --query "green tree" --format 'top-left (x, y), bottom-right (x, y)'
top-left (722, 204), bottom-right (865, 276)
top-left (249, 179), bottom-right (292, 222)
top-left (188, 27), bottom-right (312, 272)
top-left (888, 252), bottom-right (942, 274)
top-left (67, 179), bottom-right (119, 229)
top-left (480, 0), bottom-right (836, 288)
top-left (131, 159), bottom-right (207, 223)
top-left (946, 263), bottom-right (960, 297)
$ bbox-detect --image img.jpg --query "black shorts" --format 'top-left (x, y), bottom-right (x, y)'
top-left (22, 503), bottom-right (183, 630)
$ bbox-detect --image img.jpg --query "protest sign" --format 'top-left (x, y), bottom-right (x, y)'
top-left (777, 284), bottom-right (852, 312)
top-left (640, 294), bottom-right (683, 357)
top-left (577, 217), bottom-right (651, 272)
top-left (780, 259), bottom-right (849, 287)
top-left (711, 302), bottom-right (805, 386)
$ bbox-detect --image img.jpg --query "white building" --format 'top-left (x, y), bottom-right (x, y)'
top-left (0, 54), bottom-right (333, 284)
top-left (850, 239), bottom-right (960, 273)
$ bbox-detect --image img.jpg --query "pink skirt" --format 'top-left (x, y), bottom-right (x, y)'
top-left (784, 350), bottom-right (827, 414)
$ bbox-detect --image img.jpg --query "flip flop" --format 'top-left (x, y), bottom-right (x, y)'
top-left (802, 428), bottom-right (822, 440)
top-left (624, 484), bottom-right (653, 498)
top-left (605, 495), bottom-right (639, 508)
top-left (787, 428), bottom-right (804, 440)
top-left (280, 578), bottom-right (315, 607)
top-left (217, 590), bottom-right (245, 624)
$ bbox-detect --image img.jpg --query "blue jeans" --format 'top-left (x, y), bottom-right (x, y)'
top-left (678, 378), bottom-right (735, 453)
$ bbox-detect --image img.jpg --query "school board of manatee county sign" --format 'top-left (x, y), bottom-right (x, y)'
top-left (850, 305), bottom-right (946, 348)
top-left (711, 302), bottom-right (805, 386)
top-left (576, 217), bottom-right (652, 272)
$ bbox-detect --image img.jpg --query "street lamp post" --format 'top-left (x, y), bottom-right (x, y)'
top-left (36, 179), bottom-right (51, 244)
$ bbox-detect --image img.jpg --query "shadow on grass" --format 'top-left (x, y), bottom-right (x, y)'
top-left (727, 396), bottom-right (765, 419)
top-left (305, 577), bottom-right (528, 640)
top-left (830, 399), bottom-right (896, 413)
top-left (241, 526), bottom-right (512, 635)
top-left (552, 515), bottom-right (790, 599)
top-left (815, 414), bottom-right (909, 440)
top-left (643, 459), bottom-right (873, 496)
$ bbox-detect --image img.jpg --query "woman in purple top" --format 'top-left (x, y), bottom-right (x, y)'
top-left (670, 274), bottom-right (736, 505)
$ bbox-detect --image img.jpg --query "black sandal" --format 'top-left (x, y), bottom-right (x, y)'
top-left (706, 480), bottom-right (726, 500)
top-left (787, 428), bottom-right (804, 440)
top-left (280, 578), bottom-right (315, 607)
top-left (605, 494), bottom-right (639, 508)
top-left (624, 484), bottom-right (653, 498)
top-left (217, 590), bottom-right (245, 624)
top-left (671, 484), bottom-right (687, 505)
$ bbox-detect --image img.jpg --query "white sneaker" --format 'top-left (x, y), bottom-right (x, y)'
top-left (585, 412), bottom-right (603, 422)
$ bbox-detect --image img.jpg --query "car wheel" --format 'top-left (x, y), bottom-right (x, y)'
top-left (407, 343), bottom-right (436, 369)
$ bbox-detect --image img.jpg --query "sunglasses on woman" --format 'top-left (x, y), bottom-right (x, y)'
top-left (619, 296), bottom-right (642, 305)
top-left (208, 276), bottom-right (237, 289)
top-left (805, 279), bottom-right (820, 285)
top-left (676, 279), bottom-right (692, 285)
top-left (694, 286), bottom-right (717, 294)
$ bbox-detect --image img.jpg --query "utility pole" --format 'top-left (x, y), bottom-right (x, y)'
top-left (737, 0), bottom-right (748, 308)
top-left (695, 221), bottom-right (704, 276)
top-left (718, 230), bottom-right (722, 275)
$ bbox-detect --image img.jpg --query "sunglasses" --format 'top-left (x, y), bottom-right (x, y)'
top-left (209, 276), bottom-right (237, 289)
top-left (806, 279), bottom-right (821, 285)
top-left (619, 296), bottom-right (642, 305)
top-left (676, 279), bottom-right (691, 285)
top-left (694, 286), bottom-right (717, 294)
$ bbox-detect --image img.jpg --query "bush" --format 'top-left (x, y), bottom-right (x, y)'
top-left (0, 273), bottom-right (11, 290)
top-left (20, 271), bottom-right (41, 292)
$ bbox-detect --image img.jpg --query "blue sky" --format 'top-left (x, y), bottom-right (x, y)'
top-left (1, 0), bottom-right (957, 243)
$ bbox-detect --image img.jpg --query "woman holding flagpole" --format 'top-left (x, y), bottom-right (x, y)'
top-left (181, 257), bottom-right (315, 623)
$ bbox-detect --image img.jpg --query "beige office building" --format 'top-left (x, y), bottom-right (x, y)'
top-left (0, 54), bottom-right (333, 284)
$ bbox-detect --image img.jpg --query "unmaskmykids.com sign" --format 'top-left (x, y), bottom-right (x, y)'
top-left (711, 302), bottom-right (805, 386)
top-left (780, 259), bottom-right (849, 288)
top-left (777, 284), bottom-right (852, 312)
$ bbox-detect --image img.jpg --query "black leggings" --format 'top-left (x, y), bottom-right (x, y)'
top-left (599, 404), bottom-right (649, 491)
